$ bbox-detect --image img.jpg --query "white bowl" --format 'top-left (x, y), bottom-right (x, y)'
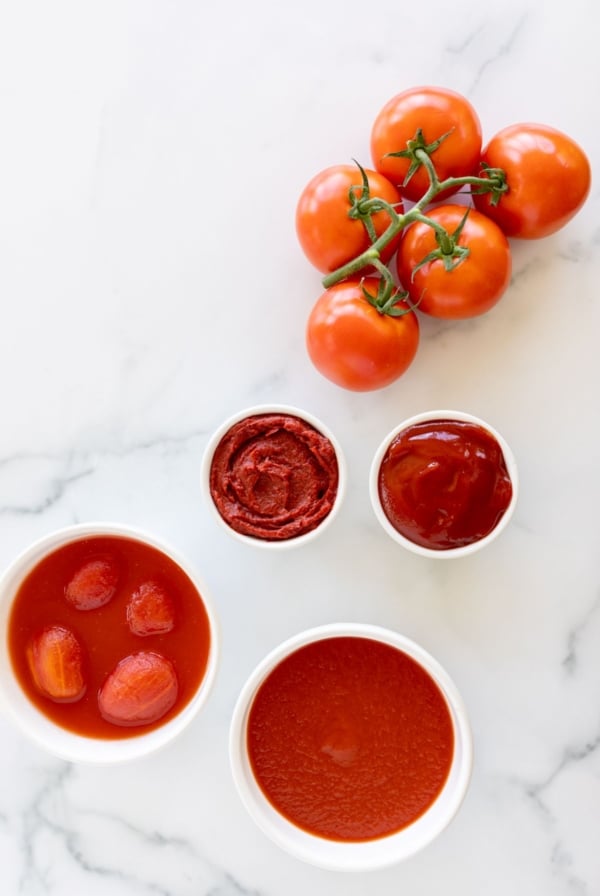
top-left (201, 404), bottom-right (347, 550)
top-left (229, 623), bottom-right (473, 871)
top-left (369, 410), bottom-right (518, 559)
top-left (0, 522), bottom-right (220, 763)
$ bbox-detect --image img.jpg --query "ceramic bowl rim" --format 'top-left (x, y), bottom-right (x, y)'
top-left (229, 622), bottom-right (473, 871)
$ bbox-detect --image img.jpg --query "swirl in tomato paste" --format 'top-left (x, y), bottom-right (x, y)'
top-left (209, 413), bottom-right (339, 540)
top-left (378, 419), bottom-right (513, 550)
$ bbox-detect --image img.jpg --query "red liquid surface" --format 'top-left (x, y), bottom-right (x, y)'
top-left (8, 535), bottom-right (211, 738)
top-left (378, 419), bottom-right (513, 550)
top-left (247, 636), bottom-right (454, 842)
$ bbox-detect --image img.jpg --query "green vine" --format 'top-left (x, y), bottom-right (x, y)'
top-left (322, 129), bottom-right (508, 314)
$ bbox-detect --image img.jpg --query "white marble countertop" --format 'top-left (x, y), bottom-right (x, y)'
top-left (1, 1), bottom-right (599, 893)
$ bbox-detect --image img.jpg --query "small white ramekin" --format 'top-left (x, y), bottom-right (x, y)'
top-left (0, 522), bottom-right (220, 763)
top-left (369, 409), bottom-right (518, 559)
top-left (201, 404), bottom-right (347, 550)
top-left (229, 622), bottom-right (473, 872)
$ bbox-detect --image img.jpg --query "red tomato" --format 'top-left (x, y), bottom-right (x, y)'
top-left (27, 626), bottom-right (87, 703)
top-left (65, 557), bottom-right (119, 610)
top-left (473, 123), bottom-right (591, 238)
top-left (396, 205), bottom-right (511, 319)
top-left (296, 165), bottom-right (403, 273)
top-left (370, 86), bottom-right (482, 203)
top-left (306, 279), bottom-right (419, 391)
top-left (127, 581), bottom-right (176, 637)
top-left (98, 651), bottom-right (178, 727)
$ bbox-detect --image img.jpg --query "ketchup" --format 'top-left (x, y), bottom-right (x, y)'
top-left (378, 419), bottom-right (513, 550)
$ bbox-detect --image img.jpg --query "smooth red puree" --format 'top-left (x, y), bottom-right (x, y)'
top-left (209, 413), bottom-right (338, 540)
top-left (8, 535), bottom-right (212, 738)
top-left (247, 636), bottom-right (454, 842)
top-left (378, 419), bottom-right (513, 550)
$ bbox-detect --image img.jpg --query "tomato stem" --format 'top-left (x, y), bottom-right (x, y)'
top-left (411, 211), bottom-right (453, 254)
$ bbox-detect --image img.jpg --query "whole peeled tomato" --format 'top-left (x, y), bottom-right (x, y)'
top-left (306, 278), bottom-right (420, 392)
top-left (27, 625), bottom-right (87, 703)
top-left (370, 86), bottom-right (482, 203)
top-left (473, 123), bottom-right (591, 238)
top-left (126, 581), bottom-right (176, 637)
top-left (98, 651), bottom-right (178, 727)
top-left (295, 164), bottom-right (403, 274)
top-left (65, 555), bottom-right (120, 610)
top-left (396, 204), bottom-right (512, 319)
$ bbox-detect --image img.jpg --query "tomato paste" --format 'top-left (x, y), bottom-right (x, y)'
top-left (378, 419), bottom-right (513, 550)
top-left (209, 413), bottom-right (338, 540)
top-left (8, 535), bottom-right (212, 738)
top-left (247, 636), bottom-right (454, 842)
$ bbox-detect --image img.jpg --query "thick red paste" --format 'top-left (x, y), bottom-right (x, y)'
top-left (247, 636), bottom-right (454, 842)
top-left (378, 419), bottom-right (513, 550)
top-left (8, 535), bottom-right (212, 738)
top-left (209, 413), bottom-right (339, 541)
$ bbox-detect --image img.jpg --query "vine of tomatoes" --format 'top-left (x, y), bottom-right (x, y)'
top-left (296, 86), bottom-right (591, 392)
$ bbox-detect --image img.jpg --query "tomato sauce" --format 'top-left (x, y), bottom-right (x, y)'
top-left (246, 636), bottom-right (454, 842)
top-left (209, 413), bottom-right (338, 541)
top-left (378, 419), bottom-right (513, 550)
top-left (8, 536), bottom-right (212, 739)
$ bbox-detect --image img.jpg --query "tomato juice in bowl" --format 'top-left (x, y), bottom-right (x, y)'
top-left (229, 623), bottom-right (473, 871)
top-left (201, 404), bottom-right (346, 549)
top-left (0, 522), bottom-right (219, 763)
top-left (370, 410), bottom-right (518, 558)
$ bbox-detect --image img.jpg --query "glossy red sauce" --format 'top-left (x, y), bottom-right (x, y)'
top-left (378, 419), bottom-right (513, 550)
top-left (8, 535), bottom-right (211, 738)
top-left (247, 636), bottom-right (454, 842)
top-left (209, 413), bottom-right (338, 540)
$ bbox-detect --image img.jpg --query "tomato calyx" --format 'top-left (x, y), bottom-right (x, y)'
top-left (384, 127), bottom-right (454, 189)
top-left (410, 207), bottom-right (471, 276)
top-left (470, 162), bottom-right (508, 207)
top-left (346, 160), bottom-right (385, 243)
top-left (360, 276), bottom-right (412, 317)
